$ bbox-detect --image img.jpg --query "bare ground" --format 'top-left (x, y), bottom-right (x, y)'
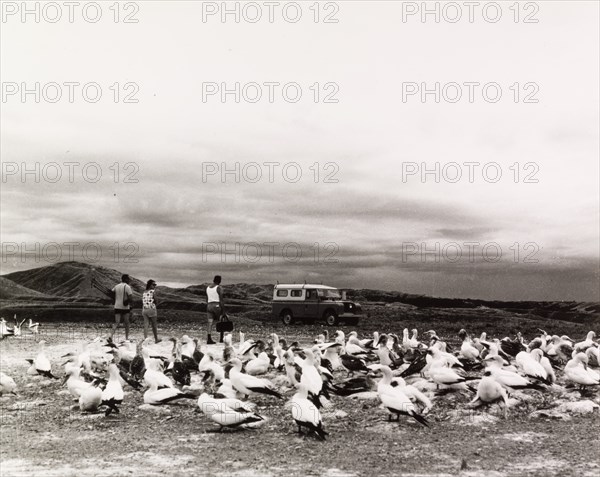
top-left (1, 320), bottom-right (599, 477)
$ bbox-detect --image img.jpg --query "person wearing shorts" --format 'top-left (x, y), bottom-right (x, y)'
top-left (206, 275), bottom-right (225, 345)
top-left (142, 279), bottom-right (160, 343)
top-left (111, 274), bottom-right (133, 340)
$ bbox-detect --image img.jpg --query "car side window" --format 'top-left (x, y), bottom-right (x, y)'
top-left (276, 290), bottom-right (288, 297)
top-left (290, 290), bottom-right (302, 297)
top-left (305, 290), bottom-right (316, 300)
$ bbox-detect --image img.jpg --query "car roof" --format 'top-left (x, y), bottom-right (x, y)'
top-left (274, 284), bottom-right (337, 290)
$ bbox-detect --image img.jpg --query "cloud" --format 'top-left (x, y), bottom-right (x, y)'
top-left (1, 2), bottom-right (598, 301)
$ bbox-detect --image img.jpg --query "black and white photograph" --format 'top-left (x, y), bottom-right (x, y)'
top-left (1, 1), bottom-right (599, 476)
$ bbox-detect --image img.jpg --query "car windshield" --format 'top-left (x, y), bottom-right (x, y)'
top-left (317, 289), bottom-right (341, 300)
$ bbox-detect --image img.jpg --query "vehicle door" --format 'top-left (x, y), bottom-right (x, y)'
top-left (303, 289), bottom-right (319, 319)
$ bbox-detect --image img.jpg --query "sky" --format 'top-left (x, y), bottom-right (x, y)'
top-left (1, 1), bottom-right (599, 301)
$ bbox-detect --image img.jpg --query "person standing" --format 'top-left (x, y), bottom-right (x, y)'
top-left (142, 279), bottom-right (161, 343)
top-left (206, 275), bottom-right (225, 345)
top-left (111, 274), bottom-right (133, 340)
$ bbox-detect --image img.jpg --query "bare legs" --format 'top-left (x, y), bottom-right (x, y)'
top-left (111, 311), bottom-right (130, 340)
top-left (143, 311), bottom-right (160, 342)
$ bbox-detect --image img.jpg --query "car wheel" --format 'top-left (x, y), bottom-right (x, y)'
top-left (324, 312), bottom-right (338, 326)
top-left (281, 310), bottom-right (294, 325)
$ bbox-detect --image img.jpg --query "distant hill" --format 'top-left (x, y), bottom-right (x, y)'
top-left (2, 262), bottom-right (204, 311)
top-left (0, 276), bottom-right (52, 300)
top-left (187, 283), bottom-right (273, 305)
top-left (4, 261), bottom-right (114, 299)
top-left (1, 262), bottom-right (599, 323)
top-left (349, 289), bottom-right (600, 318)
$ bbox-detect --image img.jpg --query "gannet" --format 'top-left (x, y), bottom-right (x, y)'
top-left (484, 356), bottom-right (545, 392)
top-left (64, 367), bottom-right (94, 399)
top-left (237, 333), bottom-right (258, 361)
top-left (198, 354), bottom-right (225, 382)
top-left (564, 353), bottom-right (600, 389)
top-left (458, 329), bottom-right (480, 360)
top-left (371, 364), bottom-right (428, 426)
top-left (197, 393), bottom-right (264, 431)
top-left (340, 354), bottom-right (370, 376)
top-left (102, 364), bottom-right (124, 415)
top-left (245, 351), bottom-right (270, 376)
top-left (375, 335), bottom-right (398, 368)
top-left (284, 349), bottom-right (302, 387)
top-left (586, 346), bottom-right (600, 367)
top-left (469, 371), bottom-right (509, 418)
top-left (408, 329), bottom-right (420, 348)
top-left (575, 331), bottom-right (597, 352)
top-left (27, 318), bottom-right (40, 335)
top-left (0, 318), bottom-right (14, 339)
top-left (166, 338), bottom-right (191, 386)
top-left (143, 359), bottom-right (174, 389)
top-left (345, 336), bottom-right (368, 356)
top-left (228, 358), bottom-right (282, 399)
top-left (389, 376), bottom-right (433, 414)
top-left (546, 335), bottom-right (573, 363)
top-left (26, 340), bottom-right (58, 379)
top-left (79, 384), bottom-right (103, 412)
top-left (12, 316), bottom-right (26, 336)
top-left (216, 379), bottom-right (239, 399)
top-left (179, 335), bottom-right (196, 358)
top-left (428, 359), bottom-right (476, 391)
top-left (0, 372), bottom-right (17, 395)
top-left (116, 340), bottom-right (136, 365)
top-left (515, 350), bottom-right (550, 384)
top-left (143, 382), bottom-right (196, 405)
top-left (290, 383), bottom-right (328, 440)
top-left (300, 349), bottom-right (330, 408)
top-left (321, 343), bottom-right (342, 371)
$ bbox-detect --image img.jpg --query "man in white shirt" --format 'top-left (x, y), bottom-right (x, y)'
top-left (206, 275), bottom-right (225, 345)
top-left (110, 274), bottom-right (133, 340)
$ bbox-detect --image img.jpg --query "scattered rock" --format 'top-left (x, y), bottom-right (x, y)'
top-left (68, 412), bottom-right (104, 420)
top-left (557, 400), bottom-right (599, 415)
top-left (530, 410), bottom-right (572, 420)
top-left (138, 404), bottom-right (172, 414)
top-left (446, 409), bottom-right (499, 426)
top-left (511, 391), bottom-right (536, 402)
top-left (9, 400), bottom-right (47, 410)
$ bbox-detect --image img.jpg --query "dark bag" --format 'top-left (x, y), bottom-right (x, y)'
top-left (215, 313), bottom-right (233, 333)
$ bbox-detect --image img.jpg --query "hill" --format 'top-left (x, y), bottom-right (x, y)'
top-left (1, 262), bottom-right (599, 326)
top-left (2, 262), bottom-right (204, 310)
top-left (0, 276), bottom-right (53, 300)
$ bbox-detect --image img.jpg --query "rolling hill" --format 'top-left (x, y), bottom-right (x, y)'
top-left (0, 276), bottom-right (52, 300)
top-left (1, 262), bottom-right (599, 326)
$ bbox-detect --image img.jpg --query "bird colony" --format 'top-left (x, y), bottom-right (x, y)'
top-left (1, 323), bottom-right (599, 440)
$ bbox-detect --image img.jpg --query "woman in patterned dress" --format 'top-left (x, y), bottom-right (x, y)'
top-left (142, 279), bottom-right (161, 343)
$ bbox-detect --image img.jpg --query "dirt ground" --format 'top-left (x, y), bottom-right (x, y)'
top-left (1, 319), bottom-right (599, 477)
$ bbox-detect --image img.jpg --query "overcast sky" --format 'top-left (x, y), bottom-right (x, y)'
top-left (1, 1), bottom-right (598, 301)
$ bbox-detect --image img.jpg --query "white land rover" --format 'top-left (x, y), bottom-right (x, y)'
top-left (271, 284), bottom-right (363, 326)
